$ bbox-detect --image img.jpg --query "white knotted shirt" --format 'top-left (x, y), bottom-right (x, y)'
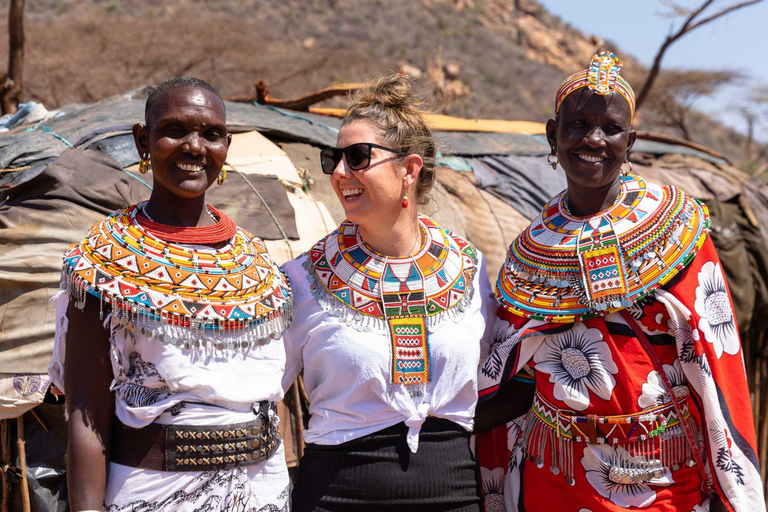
top-left (281, 251), bottom-right (496, 453)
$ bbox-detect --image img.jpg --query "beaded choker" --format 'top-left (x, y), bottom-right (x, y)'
top-left (497, 175), bottom-right (710, 322)
top-left (63, 204), bottom-right (292, 349)
top-left (303, 215), bottom-right (478, 388)
top-left (136, 203), bottom-right (237, 244)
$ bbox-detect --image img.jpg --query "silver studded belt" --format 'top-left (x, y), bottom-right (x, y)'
top-left (111, 401), bottom-right (281, 472)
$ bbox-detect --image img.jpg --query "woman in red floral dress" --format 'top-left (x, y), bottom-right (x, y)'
top-left (476, 52), bottom-right (763, 512)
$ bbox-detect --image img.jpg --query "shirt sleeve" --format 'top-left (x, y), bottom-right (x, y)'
top-left (280, 257), bottom-right (312, 394)
top-left (475, 251), bottom-right (499, 364)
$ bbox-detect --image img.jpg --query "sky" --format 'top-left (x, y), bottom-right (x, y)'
top-left (536, 0), bottom-right (768, 141)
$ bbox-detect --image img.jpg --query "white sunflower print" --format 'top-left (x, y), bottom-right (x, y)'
top-left (638, 359), bottom-right (689, 409)
top-left (582, 444), bottom-right (674, 508)
top-left (694, 261), bottom-right (738, 358)
top-left (505, 416), bottom-right (526, 512)
top-left (481, 316), bottom-right (522, 381)
top-left (481, 466), bottom-right (506, 512)
top-left (533, 322), bottom-right (617, 411)
top-left (692, 498), bottom-right (711, 512)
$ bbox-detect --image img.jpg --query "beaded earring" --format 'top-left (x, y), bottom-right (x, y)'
top-left (547, 151), bottom-right (559, 170)
top-left (139, 154), bottom-right (150, 174)
top-left (621, 160), bottom-right (633, 178)
top-left (402, 193), bottom-right (408, 209)
top-left (217, 166), bottom-right (227, 186)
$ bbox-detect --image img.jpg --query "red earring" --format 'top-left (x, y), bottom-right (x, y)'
top-left (402, 193), bottom-right (409, 209)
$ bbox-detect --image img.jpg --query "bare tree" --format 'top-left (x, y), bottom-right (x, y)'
top-left (648, 69), bottom-right (740, 141)
top-left (739, 85), bottom-right (768, 171)
top-left (635, 0), bottom-right (765, 112)
top-left (0, 0), bottom-right (25, 115)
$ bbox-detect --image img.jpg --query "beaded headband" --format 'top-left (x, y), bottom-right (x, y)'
top-left (555, 51), bottom-right (636, 122)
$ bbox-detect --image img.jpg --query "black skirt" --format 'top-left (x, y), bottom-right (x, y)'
top-left (291, 418), bottom-right (483, 512)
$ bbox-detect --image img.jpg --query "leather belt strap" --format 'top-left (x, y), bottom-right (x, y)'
top-left (111, 402), bottom-right (281, 472)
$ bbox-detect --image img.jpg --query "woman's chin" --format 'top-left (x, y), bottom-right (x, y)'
top-left (164, 179), bottom-right (215, 199)
top-left (340, 200), bottom-right (367, 222)
top-left (565, 166), bottom-right (620, 189)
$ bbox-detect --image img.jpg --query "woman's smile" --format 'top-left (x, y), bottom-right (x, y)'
top-left (573, 152), bottom-right (609, 165)
top-left (174, 162), bottom-right (206, 174)
top-left (341, 187), bottom-right (365, 202)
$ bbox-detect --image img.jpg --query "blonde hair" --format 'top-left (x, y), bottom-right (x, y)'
top-left (342, 74), bottom-right (436, 205)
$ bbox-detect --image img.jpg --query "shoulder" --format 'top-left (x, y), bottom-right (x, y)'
top-left (281, 254), bottom-right (309, 282)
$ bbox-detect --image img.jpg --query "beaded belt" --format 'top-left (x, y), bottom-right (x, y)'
top-left (519, 390), bottom-right (699, 486)
top-left (111, 401), bottom-right (281, 472)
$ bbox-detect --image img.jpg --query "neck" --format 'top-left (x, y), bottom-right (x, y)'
top-left (143, 190), bottom-right (214, 227)
top-left (358, 208), bottom-right (422, 257)
top-left (565, 178), bottom-right (622, 217)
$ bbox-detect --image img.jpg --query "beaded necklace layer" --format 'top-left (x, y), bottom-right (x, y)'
top-left (63, 204), bottom-right (292, 349)
top-left (498, 175), bottom-right (710, 322)
top-left (303, 215), bottom-right (478, 388)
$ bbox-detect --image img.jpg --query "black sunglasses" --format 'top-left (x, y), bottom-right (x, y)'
top-left (320, 143), bottom-right (404, 175)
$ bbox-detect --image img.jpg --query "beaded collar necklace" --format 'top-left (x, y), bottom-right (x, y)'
top-left (63, 204), bottom-right (292, 350)
top-left (304, 215), bottom-right (478, 389)
top-left (498, 175), bottom-right (710, 322)
top-left (136, 202), bottom-right (237, 245)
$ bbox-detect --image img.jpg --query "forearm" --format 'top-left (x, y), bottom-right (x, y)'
top-left (474, 379), bottom-right (535, 433)
top-left (67, 410), bottom-right (111, 510)
top-left (64, 295), bottom-right (115, 511)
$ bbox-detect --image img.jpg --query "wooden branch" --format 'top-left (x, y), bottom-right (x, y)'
top-left (687, 0), bottom-right (763, 31)
top-left (1, 420), bottom-right (10, 512)
top-left (289, 381), bottom-right (305, 460)
top-left (635, 0), bottom-right (764, 111)
top-left (1, 0), bottom-right (25, 115)
top-left (16, 415), bottom-right (30, 512)
top-left (680, 0), bottom-right (716, 31)
top-left (228, 80), bottom-right (363, 111)
top-left (634, 130), bottom-right (732, 163)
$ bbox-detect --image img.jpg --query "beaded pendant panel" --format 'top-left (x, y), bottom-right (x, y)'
top-left (305, 215), bottom-right (477, 386)
top-left (388, 316), bottom-right (430, 385)
top-left (63, 205), bottom-right (293, 347)
top-left (498, 175), bottom-right (710, 322)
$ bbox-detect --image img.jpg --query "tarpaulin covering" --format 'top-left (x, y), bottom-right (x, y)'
top-left (0, 148), bottom-right (298, 374)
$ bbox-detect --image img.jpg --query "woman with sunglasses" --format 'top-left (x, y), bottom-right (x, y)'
top-left (281, 74), bottom-right (495, 511)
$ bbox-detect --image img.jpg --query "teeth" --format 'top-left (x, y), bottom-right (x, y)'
top-left (342, 188), bottom-right (364, 197)
top-left (577, 154), bottom-right (606, 163)
top-left (178, 163), bottom-right (204, 172)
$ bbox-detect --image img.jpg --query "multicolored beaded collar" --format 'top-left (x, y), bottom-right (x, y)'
top-left (497, 174), bottom-right (709, 322)
top-left (63, 204), bottom-right (292, 349)
top-left (303, 215), bottom-right (477, 388)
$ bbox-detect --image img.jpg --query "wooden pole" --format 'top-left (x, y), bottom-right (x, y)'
top-left (290, 379), bottom-right (305, 460)
top-left (0, 419), bottom-right (10, 512)
top-left (16, 415), bottom-right (30, 512)
top-left (1, 0), bottom-right (25, 115)
top-left (759, 356), bottom-right (768, 487)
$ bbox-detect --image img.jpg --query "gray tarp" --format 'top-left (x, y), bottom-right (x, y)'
top-left (468, 154), bottom-right (567, 219)
top-left (0, 88), bottom-right (554, 172)
top-left (0, 149), bottom-right (298, 373)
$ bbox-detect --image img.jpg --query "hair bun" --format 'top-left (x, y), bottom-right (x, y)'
top-left (353, 73), bottom-right (419, 112)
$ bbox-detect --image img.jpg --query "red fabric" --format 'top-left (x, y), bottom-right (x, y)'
top-left (478, 238), bottom-right (763, 512)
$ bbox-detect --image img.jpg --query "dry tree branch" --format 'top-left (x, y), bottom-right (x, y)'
top-left (635, 0), bottom-right (764, 112)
